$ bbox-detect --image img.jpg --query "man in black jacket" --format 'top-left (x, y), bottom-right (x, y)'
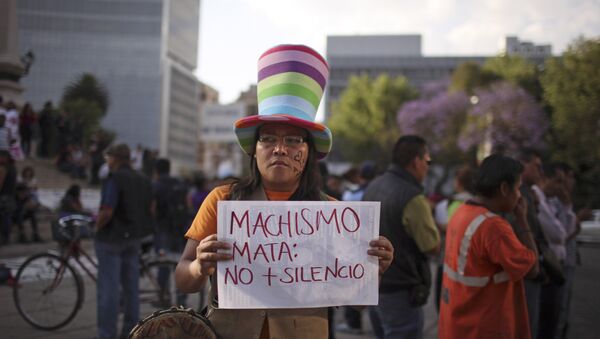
top-left (363, 135), bottom-right (440, 339)
top-left (95, 144), bottom-right (154, 339)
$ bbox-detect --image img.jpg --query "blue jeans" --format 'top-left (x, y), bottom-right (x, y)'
top-left (95, 239), bottom-right (141, 339)
top-left (374, 289), bottom-right (424, 339)
top-left (525, 279), bottom-right (541, 339)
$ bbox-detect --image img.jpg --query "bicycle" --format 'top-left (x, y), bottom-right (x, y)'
top-left (12, 214), bottom-right (179, 330)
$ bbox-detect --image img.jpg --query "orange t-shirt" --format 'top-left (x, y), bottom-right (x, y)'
top-left (438, 203), bottom-right (536, 339)
top-left (185, 185), bottom-right (334, 241)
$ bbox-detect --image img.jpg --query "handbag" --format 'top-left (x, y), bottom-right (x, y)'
top-left (538, 242), bottom-right (565, 285)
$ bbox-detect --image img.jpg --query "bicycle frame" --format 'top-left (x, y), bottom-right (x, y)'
top-left (59, 239), bottom-right (97, 282)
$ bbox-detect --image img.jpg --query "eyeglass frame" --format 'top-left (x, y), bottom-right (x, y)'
top-left (257, 134), bottom-right (307, 148)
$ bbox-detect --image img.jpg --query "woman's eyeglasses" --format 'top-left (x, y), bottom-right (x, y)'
top-left (258, 134), bottom-right (305, 148)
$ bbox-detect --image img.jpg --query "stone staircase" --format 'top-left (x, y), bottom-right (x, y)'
top-left (16, 157), bottom-right (93, 190)
top-left (16, 157), bottom-right (100, 211)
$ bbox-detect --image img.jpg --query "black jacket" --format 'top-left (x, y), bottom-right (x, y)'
top-left (363, 164), bottom-right (431, 293)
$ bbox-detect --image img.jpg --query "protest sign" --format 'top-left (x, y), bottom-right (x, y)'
top-left (216, 201), bottom-right (380, 309)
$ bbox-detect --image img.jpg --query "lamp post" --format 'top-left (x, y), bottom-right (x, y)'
top-left (470, 95), bottom-right (493, 162)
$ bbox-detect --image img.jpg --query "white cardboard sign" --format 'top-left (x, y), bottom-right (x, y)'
top-left (216, 201), bottom-right (380, 309)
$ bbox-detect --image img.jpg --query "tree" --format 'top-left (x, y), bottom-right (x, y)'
top-left (62, 99), bottom-right (104, 145)
top-left (483, 54), bottom-right (542, 99)
top-left (328, 74), bottom-right (417, 167)
top-left (62, 73), bottom-right (109, 113)
top-left (449, 62), bottom-right (499, 94)
top-left (60, 73), bottom-right (112, 146)
top-left (397, 81), bottom-right (472, 192)
top-left (542, 37), bottom-right (600, 207)
top-left (458, 81), bottom-right (548, 155)
top-left (398, 82), bottom-right (471, 165)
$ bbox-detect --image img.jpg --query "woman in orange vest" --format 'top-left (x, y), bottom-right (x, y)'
top-left (439, 154), bottom-right (539, 339)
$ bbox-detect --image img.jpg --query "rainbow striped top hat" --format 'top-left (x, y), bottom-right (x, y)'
top-left (234, 44), bottom-right (332, 159)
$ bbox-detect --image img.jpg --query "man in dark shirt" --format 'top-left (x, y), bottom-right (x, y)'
top-left (363, 135), bottom-right (440, 339)
top-left (152, 158), bottom-right (189, 307)
top-left (94, 144), bottom-right (154, 339)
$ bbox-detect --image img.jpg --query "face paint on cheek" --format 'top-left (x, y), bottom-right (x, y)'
top-left (291, 150), bottom-right (305, 177)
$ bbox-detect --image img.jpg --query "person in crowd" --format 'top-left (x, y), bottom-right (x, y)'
top-left (94, 144), bottom-right (154, 339)
top-left (516, 149), bottom-right (551, 339)
top-left (175, 44), bottom-right (393, 339)
top-left (325, 174), bottom-right (344, 200)
top-left (13, 183), bottom-right (41, 242)
top-left (4, 102), bottom-right (23, 161)
top-left (439, 154), bottom-right (539, 339)
top-left (362, 135), bottom-right (440, 339)
top-left (188, 172), bottom-right (210, 213)
top-left (0, 150), bottom-right (16, 245)
top-left (70, 144), bottom-right (88, 179)
top-left (152, 157), bottom-right (189, 307)
top-left (342, 161), bottom-right (377, 202)
top-left (131, 144), bottom-right (144, 171)
top-left (37, 101), bottom-right (54, 157)
top-left (88, 137), bottom-right (104, 185)
top-left (142, 148), bottom-right (156, 178)
top-left (338, 160), bottom-right (381, 336)
top-left (548, 163), bottom-right (591, 339)
top-left (59, 184), bottom-right (87, 216)
top-left (533, 164), bottom-right (577, 339)
top-left (19, 103), bottom-right (36, 158)
top-left (433, 165), bottom-right (476, 312)
top-left (55, 110), bottom-right (71, 152)
top-left (0, 115), bottom-right (13, 152)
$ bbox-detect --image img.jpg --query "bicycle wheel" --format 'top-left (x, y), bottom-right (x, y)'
top-left (13, 253), bottom-right (84, 330)
top-left (139, 259), bottom-right (179, 308)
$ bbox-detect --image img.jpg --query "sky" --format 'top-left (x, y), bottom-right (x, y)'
top-left (195, 0), bottom-right (600, 105)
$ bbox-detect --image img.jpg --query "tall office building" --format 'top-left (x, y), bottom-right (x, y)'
top-left (17, 0), bottom-right (201, 171)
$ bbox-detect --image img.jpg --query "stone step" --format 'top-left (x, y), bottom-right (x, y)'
top-left (15, 157), bottom-right (95, 190)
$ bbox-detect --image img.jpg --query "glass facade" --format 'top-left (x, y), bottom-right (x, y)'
top-left (17, 0), bottom-right (201, 169)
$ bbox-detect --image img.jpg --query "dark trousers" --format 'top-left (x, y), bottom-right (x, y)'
top-left (537, 280), bottom-right (564, 339)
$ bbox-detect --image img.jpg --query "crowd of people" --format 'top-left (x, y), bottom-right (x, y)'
top-left (0, 42), bottom-right (596, 339)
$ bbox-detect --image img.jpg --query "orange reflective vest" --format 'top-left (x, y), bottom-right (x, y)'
top-left (439, 203), bottom-right (535, 339)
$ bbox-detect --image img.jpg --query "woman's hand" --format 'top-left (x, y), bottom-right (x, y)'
top-left (195, 234), bottom-right (232, 277)
top-left (367, 236), bottom-right (394, 276)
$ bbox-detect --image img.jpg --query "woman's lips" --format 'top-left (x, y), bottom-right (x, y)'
top-left (270, 161), bottom-right (289, 167)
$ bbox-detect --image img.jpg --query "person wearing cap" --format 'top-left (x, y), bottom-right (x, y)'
top-left (94, 143), bottom-right (154, 339)
top-left (175, 44), bottom-right (394, 339)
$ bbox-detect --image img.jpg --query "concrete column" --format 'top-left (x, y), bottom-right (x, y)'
top-left (0, 0), bottom-right (25, 106)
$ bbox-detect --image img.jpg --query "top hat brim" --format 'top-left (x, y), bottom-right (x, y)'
top-left (234, 114), bottom-right (332, 159)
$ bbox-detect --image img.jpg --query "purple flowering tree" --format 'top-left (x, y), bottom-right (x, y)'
top-left (397, 82), bottom-right (471, 165)
top-left (397, 82), bottom-right (472, 193)
top-left (458, 81), bottom-right (548, 154)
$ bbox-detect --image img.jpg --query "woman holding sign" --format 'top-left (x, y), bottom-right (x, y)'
top-left (175, 44), bottom-right (394, 339)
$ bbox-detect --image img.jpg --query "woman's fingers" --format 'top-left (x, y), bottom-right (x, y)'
top-left (367, 236), bottom-right (394, 274)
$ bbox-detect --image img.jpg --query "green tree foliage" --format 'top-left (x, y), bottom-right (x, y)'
top-left (542, 37), bottom-right (600, 207)
top-left (61, 99), bottom-right (104, 145)
top-left (62, 73), bottom-right (109, 113)
top-left (449, 62), bottom-right (499, 94)
top-left (60, 73), bottom-right (112, 145)
top-left (328, 74), bottom-right (417, 167)
top-left (483, 55), bottom-right (542, 99)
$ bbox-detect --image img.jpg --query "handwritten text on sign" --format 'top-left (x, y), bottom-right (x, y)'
top-left (217, 201), bottom-right (380, 309)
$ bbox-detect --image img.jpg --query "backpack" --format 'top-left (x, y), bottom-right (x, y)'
top-left (165, 179), bottom-right (190, 235)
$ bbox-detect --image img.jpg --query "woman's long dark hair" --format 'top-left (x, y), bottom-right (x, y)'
top-left (228, 132), bottom-right (323, 201)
